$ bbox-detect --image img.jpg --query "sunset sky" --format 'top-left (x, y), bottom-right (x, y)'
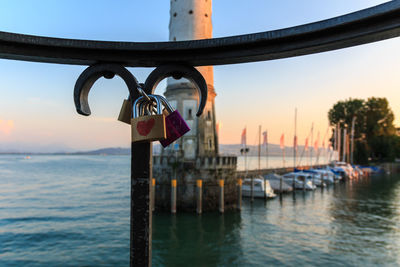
top-left (0, 0), bottom-right (399, 152)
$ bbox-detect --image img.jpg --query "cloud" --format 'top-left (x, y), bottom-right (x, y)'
top-left (0, 119), bottom-right (15, 135)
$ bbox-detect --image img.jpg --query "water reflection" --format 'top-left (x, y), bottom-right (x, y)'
top-left (1, 155), bottom-right (399, 266)
top-left (328, 175), bottom-right (400, 266)
top-left (153, 212), bottom-right (243, 266)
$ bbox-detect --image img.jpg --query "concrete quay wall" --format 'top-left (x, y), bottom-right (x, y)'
top-left (153, 155), bottom-right (238, 212)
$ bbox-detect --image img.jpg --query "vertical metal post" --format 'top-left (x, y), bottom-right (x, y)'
top-left (342, 129), bottom-right (347, 162)
top-left (151, 178), bottom-right (156, 212)
top-left (131, 142), bottom-right (152, 267)
top-left (237, 178), bottom-right (242, 210)
top-left (196, 179), bottom-right (202, 214)
top-left (337, 124), bottom-right (341, 161)
top-left (219, 179), bottom-right (224, 213)
top-left (171, 179), bottom-right (177, 214)
top-left (351, 116), bottom-right (356, 165)
top-left (251, 176), bottom-right (254, 203)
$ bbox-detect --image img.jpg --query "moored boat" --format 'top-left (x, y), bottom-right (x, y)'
top-left (242, 177), bottom-right (276, 198)
top-left (264, 173), bottom-right (293, 193)
top-left (282, 172), bottom-right (316, 190)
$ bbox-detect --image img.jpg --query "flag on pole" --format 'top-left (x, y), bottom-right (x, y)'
top-left (280, 133), bottom-right (285, 149)
top-left (263, 131), bottom-right (268, 145)
top-left (305, 137), bottom-right (309, 151)
top-left (241, 127), bottom-right (247, 146)
top-left (314, 131), bottom-right (320, 152)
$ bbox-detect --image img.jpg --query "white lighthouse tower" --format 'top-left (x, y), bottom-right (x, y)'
top-left (164, 0), bottom-right (218, 159)
top-left (153, 0), bottom-right (237, 212)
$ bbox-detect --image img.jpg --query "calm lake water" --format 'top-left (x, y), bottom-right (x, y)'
top-left (1, 155), bottom-right (399, 266)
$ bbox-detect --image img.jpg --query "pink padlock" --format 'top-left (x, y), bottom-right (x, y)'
top-left (156, 95), bottom-right (190, 147)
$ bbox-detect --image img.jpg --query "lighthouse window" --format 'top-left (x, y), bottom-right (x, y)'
top-left (173, 12), bottom-right (177, 17)
top-left (205, 13), bottom-right (208, 17)
top-left (208, 139), bottom-right (212, 149)
top-left (189, 10), bottom-right (193, 14)
top-left (187, 109), bottom-right (193, 120)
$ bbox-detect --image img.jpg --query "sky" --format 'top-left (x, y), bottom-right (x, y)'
top-left (0, 0), bottom-right (399, 152)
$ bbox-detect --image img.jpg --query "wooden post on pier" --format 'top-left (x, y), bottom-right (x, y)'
top-left (171, 179), bottom-right (177, 214)
top-left (219, 179), bottom-right (224, 213)
top-left (237, 178), bottom-right (242, 210)
top-left (151, 178), bottom-right (156, 212)
top-left (196, 179), bottom-right (202, 214)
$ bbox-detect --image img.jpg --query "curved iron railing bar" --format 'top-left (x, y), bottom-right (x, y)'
top-left (74, 63), bottom-right (139, 116)
top-left (143, 64), bottom-right (207, 117)
top-left (1, 1), bottom-right (400, 66)
top-left (74, 63), bottom-right (208, 117)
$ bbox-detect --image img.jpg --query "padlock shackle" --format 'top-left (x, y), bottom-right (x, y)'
top-left (157, 95), bottom-right (175, 114)
top-left (143, 64), bottom-right (207, 117)
top-left (133, 95), bottom-right (162, 118)
top-left (74, 63), bottom-right (139, 116)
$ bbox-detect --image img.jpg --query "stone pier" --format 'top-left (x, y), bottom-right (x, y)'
top-left (153, 155), bottom-right (237, 212)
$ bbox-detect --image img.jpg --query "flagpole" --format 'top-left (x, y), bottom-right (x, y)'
top-left (265, 130), bottom-right (268, 170)
top-left (280, 133), bottom-right (285, 169)
top-left (258, 125), bottom-right (261, 175)
top-left (294, 108), bottom-right (297, 170)
top-left (315, 131), bottom-right (320, 166)
top-left (244, 127), bottom-right (247, 178)
top-left (310, 122), bottom-right (314, 168)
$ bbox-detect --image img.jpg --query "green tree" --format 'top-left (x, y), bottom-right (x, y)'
top-left (364, 97), bottom-right (396, 138)
top-left (328, 98), bottom-right (365, 138)
top-left (328, 97), bottom-right (398, 163)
